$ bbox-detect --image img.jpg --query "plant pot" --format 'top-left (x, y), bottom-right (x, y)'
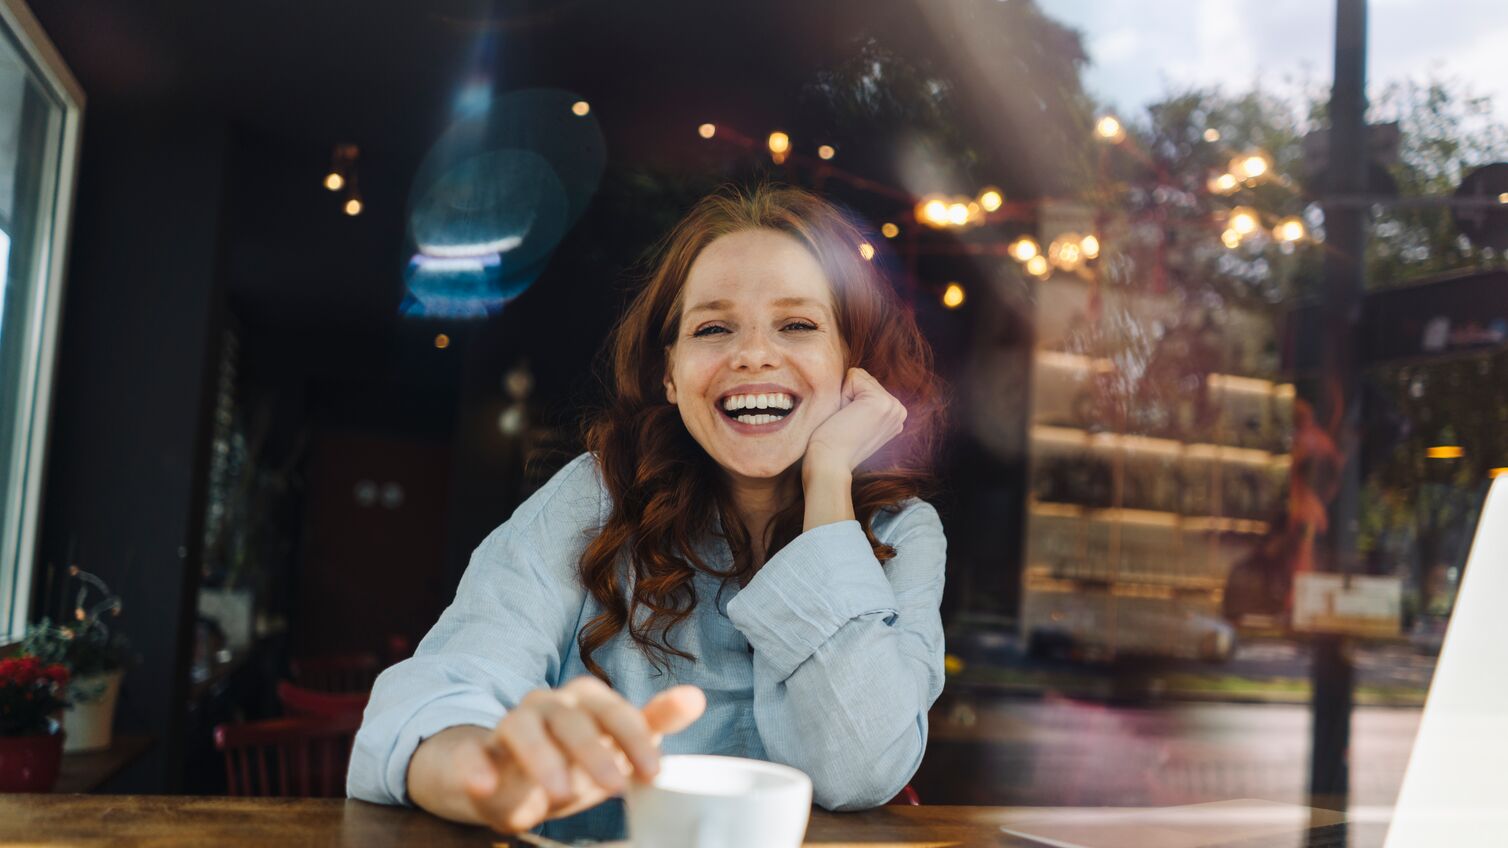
top-left (0, 731), bottom-right (65, 793)
top-left (63, 670), bottom-right (123, 753)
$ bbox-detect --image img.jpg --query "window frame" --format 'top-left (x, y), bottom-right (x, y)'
top-left (0, 0), bottom-right (83, 642)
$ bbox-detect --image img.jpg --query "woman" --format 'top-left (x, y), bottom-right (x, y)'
top-left (347, 184), bottom-right (948, 841)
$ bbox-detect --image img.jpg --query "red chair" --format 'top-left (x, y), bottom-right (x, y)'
top-left (277, 680), bottom-right (370, 718)
top-left (888, 784), bottom-right (921, 805)
top-left (289, 652), bottom-right (381, 693)
top-left (213, 712), bottom-right (363, 797)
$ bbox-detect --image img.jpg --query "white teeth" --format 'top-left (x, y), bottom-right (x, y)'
top-left (734, 414), bottom-right (779, 425)
top-left (722, 392), bottom-right (795, 412)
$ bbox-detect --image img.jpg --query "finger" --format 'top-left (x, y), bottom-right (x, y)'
top-left (455, 734), bottom-right (500, 798)
top-left (542, 703), bottom-right (627, 794)
top-left (642, 685), bottom-right (707, 737)
top-left (462, 739), bottom-right (551, 834)
top-left (495, 705), bottom-right (573, 803)
top-left (568, 680), bottom-right (661, 778)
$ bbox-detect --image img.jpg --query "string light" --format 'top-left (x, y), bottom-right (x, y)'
top-left (1221, 229), bottom-right (1242, 249)
top-left (434, 334), bottom-right (450, 349)
top-left (1231, 152), bottom-right (1272, 181)
top-left (1080, 235), bottom-right (1100, 259)
top-left (1025, 255), bottom-right (1049, 277)
top-left (571, 100), bottom-right (591, 116)
top-left (942, 283), bottom-right (966, 309)
top-left (1228, 207), bottom-right (1260, 236)
top-left (1208, 173), bottom-right (1239, 194)
top-left (1204, 128), bottom-right (1221, 142)
top-left (1427, 446), bottom-right (1464, 459)
top-left (767, 131), bottom-right (790, 164)
top-left (1095, 115), bottom-right (1126, 143)
top-left (858, 242), bottom-right (876, 261)
top-left (344, 197), bottom-right (363, 216)
top-left (1009, 237), bottom-right (1040, 262)
top-left (881, 222), bottom-right (900, 239)
top-left (698, 123), bottom-right (716, 139)
top-left (1273, 217), bottom-right (1306, 243)
top-left (817, 145), bottom-right (836, 160)
top-left (978, 187), bottom-right (1003, 212)
top-left (1048, 235), bottom-right (1084, 272)
top-left (326, 143), bottom-right (358, 194)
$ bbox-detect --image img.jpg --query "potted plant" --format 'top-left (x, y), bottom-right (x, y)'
top-left (21, 567), bottom-right (130, 753)
top-left (0, 657), bottom-right (70, 792)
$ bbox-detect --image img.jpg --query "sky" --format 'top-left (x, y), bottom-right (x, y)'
top-left (1039, 0), bottom-right (1508, 123)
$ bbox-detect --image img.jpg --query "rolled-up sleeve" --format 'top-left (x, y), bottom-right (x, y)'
top-left (725, 501), bottom-right (946, 810)
top-left (346, 455), bottom-right (600, 806)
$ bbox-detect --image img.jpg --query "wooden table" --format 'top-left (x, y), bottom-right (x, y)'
top-left (0, 795), bottom-right (1391, 846)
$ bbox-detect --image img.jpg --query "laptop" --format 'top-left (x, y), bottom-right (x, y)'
top-left (999, 477), bottom-right (1508, 848)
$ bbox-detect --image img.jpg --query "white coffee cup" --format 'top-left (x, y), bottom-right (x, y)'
top-left (624, 754), bottom-right (813, 848)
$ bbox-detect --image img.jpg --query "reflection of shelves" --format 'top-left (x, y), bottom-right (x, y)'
top-left (1025, 565), bottom-right (1224, 596)
top-left (1031, 424), bottom-right (1290, 469)
top-left (1029, 501), bottom-right (1270, 535)
top-left (1036, 350), bottom-right (1296, 400)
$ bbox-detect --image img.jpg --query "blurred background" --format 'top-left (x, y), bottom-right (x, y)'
top-left (1, 0), bottom-right (1506, 817)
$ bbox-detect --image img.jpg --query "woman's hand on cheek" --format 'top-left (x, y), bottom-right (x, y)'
top-left (803, 367), bottom-right (907, 477)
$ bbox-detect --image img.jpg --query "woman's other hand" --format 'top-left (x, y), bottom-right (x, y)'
top-left (803, 367), bottom-right (907, 476)
top-left (407, 678), bottom-right (705, 834)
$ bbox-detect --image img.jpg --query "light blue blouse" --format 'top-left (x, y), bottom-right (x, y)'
top-left (346, 452), bottom-right (947, 842)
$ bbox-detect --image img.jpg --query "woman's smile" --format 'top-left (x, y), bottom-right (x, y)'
top-left (716, 384), bottom-right (803, 433)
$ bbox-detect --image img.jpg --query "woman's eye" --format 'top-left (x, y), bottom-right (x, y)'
top-left (783, 321), bottom-right (817, 332)
top-left (692, 325), bottom-right (728, 337)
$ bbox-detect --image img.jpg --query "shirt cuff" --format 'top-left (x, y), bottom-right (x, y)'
top-left (725, 519), bottom-right (899, 679)
top-left (380, 694), bottom-right (507, 806)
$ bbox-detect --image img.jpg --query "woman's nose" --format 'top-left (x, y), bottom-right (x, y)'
top-left (730, 328), bottom-right (781, 370)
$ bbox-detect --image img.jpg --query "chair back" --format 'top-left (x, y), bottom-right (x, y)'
top-left (277, 680), bottom-right (370, 719)
top-left (888, 784), bottom-right (922, 805)
top-left (213, 712), bottom-right (362, 797)
top-left (289, 652), bottom-right (380, 693)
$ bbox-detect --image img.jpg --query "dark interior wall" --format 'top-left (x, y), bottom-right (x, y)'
top-left (34, 105), bottom-right (229, 793)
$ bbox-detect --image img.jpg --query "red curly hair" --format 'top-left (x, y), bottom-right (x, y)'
top-left (578, 184), bottom-right (944, 681)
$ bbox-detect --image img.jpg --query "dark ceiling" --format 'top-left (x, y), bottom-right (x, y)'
top-left (28, 0), bottom-right (888, 328)
top-left (26, 0), bottom-right (1075, 420)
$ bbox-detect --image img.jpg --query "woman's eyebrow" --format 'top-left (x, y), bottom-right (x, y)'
top-left (685, 299), bottom-right (732, 316)
top-left (684, 296), bottom-right (830, 316)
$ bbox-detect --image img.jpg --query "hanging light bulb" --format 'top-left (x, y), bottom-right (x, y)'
top-left (1025, 255), bottom-right (1050, 277)
top-left (1228, 206), bottom-right (1260, 236)
top-left (978, 187), bottom-right (1004, 212)
top-left (1095, 115), bottom-right (1126, 143)
top-left (1009, 237), bottom-right (1040, 263)
top-left (326, 143), bottom-right (358, 192)
top-left (1273, 216), bottom-right (1306, 243)
top-left (941, 283), bottom-right (966, 309)
top-left (1208, 173), bottom-right (1239, 194)
top-left (1080, 234), bottom-right (1100, 259)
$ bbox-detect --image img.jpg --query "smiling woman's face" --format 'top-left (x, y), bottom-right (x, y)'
top-left (663, 228), bottom-right (847, 483)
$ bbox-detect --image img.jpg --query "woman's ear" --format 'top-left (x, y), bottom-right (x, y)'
top-left (663, 347), bottom-right (678, 404)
